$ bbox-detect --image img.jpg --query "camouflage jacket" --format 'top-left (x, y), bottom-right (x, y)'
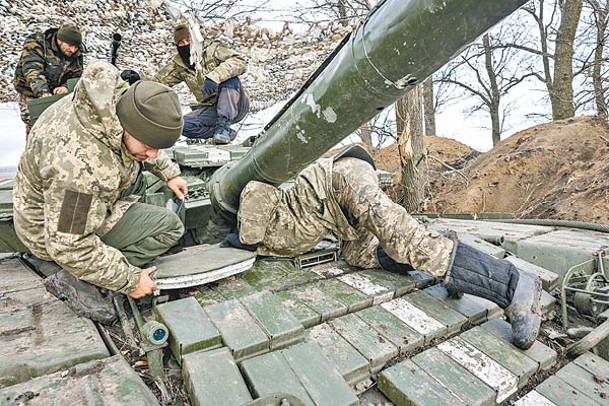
top-left (154, 40), bottom-right (246, 107)
top-left (13, 28), bottom-right (84, 97)
top-left (13, 60), bottom-right (181, 294)
top-left (240, 158), bottom-right (359, 258)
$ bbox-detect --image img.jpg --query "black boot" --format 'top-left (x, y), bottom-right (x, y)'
top-left (376, 245), bottom-right (415, 274)
top-left (444, 241), bottom-right (541, 350)
top-left (44, 269), bottom-right (117, 324)
top-left (212, 117), bottom-right (232, 145)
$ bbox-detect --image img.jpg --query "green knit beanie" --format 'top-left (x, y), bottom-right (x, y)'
top-left (116, 81), bottom-right (184, 149)
top-left (57, 23), bottom-right (82, 47)
top-left (173, 24), bottom-right (190, 44)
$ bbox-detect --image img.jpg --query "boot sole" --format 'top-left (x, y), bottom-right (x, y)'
top-left (44, 276), bottom-right (117, 324)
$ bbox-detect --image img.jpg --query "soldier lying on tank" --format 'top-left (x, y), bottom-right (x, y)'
top-left (154, 24), bottom-right (250, 145)
top-left (226, 145), bottom-right (542, 350)
top-left (13, 60), bottom-right (188, 324)
top-left (13, 22), bottom-right (85, 137)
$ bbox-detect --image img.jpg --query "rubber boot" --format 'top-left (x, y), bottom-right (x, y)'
top-left (212, 117), bottom-right (232, 145)
top-left (44, 269), bottom-right (117, 324)
top-left (376, 245), bottom-right (415, 274)
top-left (444, 241), bottom-right (541, 350)
top-left (504, 271), bottom-right (542, 350)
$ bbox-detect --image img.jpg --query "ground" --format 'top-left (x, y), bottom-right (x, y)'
top-left (365, 115), bottom-right (609, 224)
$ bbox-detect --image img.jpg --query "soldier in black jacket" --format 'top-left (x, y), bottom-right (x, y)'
top-left (13, 23), bottom-right (84, 136)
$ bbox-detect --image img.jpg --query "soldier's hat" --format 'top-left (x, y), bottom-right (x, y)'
top-left (333, 144), bottom-right (376, 169)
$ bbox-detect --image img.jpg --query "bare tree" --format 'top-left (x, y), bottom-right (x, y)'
top-left (575, 0), bottom-right (609, 117)
top-left (552, 0), bottom-right (584, 118)
top-left (507, 0), bottom-right (584, 120)
top-left (422, 77), bottom-right (436, 135)
top-left (437, 26), bottom-right (535, 146)
top-left (291, 0), bottom-right (372, 25)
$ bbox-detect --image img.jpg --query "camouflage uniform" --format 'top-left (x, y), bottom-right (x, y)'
top-left (154, 40), bottom-right (249, 139)
top-left (13, 28), bottom-right (84, 133)
top-left (13, 60), bottom-right (183, 294)
top-left (238, 154), bottom-right (543, 350)
top-left (239, 157), bottom-right (454, 278)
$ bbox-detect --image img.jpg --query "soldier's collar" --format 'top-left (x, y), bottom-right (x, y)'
top-left (120, 140), bottom-right (139, 163)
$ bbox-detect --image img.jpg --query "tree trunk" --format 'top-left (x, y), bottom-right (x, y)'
top-left (422, 77), bottom-right (436, 135)
top-left (395, 85), bottom-right (425, 213)
top-left (483, 34), bottom-right (502, 146)
top-left (590, 0), bottom-right (609, 118)
top-left (551, 0), bottom-right (583, 119)
top-left (359, 122), bottom-right (373, 146)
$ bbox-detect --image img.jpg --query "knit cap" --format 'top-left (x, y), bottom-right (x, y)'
top-left (173, 24), bottom-right (190, 44)
top-left (57, 23), bottom-right (82, 47)
top-left (116, 81), bottom-right (183, 149)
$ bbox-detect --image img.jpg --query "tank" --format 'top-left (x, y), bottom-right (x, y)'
top-left (2, 0), bottom-right (609, 405)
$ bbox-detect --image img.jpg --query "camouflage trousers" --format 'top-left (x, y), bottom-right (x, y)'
top-left (17, 92), bottom-right (33, 137)
top-left (101, 202), bottom-right (184, 267)
top-left (332, 157), bottom-right (454, 278)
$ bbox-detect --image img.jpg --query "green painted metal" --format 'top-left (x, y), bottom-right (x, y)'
top-left (306, 323), bottom-right (370, 385)
top-left (280, 342), bottom-right (359, 406)
top-left (239, 291), bottom-right (304, 350)
top-left (210, 0), bottom-right (529, 219)
top-left (240, 351), bottom-right (315, 406)
top-left (356, 305), bottom-right (424, 355)
top-left (0, 356), bottom-right (160, 405)
top-left (204, 299), bottom-right (269, 360)
top-left (329, 313), bottom-right (398, 373)
top-left (182, 347), bottom-right (254, 406)
top-left (412, 348), bottom-right (496, 406)
top-left (460, 328), bottom-right (540, 388)
top-left (154, 297), bottom-right (222, 362)
top-left (480, 319), bottom-right (557, 372)
top-left (379, 359), bottom-right (467, 405)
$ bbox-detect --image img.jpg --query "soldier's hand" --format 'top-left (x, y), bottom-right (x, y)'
top-left (129, 267), bottom-right (157, 299)
top-left (53, 86), bottom-right (68, 95)
top-left (201, 78), bottom-right (218, 99)
top-left (40, 92), bottom-right (52, 98)
top-left (167, 176), bottom-right (188, 200)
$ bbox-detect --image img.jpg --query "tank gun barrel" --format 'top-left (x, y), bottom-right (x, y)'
top-left (210, 0), bottom-right (527, 220)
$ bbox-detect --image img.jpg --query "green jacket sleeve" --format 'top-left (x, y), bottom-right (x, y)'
top-left (204, 41), bottom-right (246, 84)
top-left (153, 60), bottom-right (184, 88)
top-left (44, 179), bottom-right (141, 294)
top-left (144, 150), bottom-right (181, 182)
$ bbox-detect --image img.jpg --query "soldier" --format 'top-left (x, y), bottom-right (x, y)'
top-left (231, 146), bottom-right (542, 350)
top-left (154, 24), bottom-right (250, 144)
top-left (13, 22), bottom-right (84, 136)
top-left (13, 60), bottom-right (187, 323)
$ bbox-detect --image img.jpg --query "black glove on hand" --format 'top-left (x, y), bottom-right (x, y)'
top-left (201, 77), bottom-right (219, 99)
top-left (220, 233), bottom-right (260, 252)
top-left (120, 69), bottom-right (141, 85)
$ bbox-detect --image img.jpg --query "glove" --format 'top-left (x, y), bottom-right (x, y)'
top-left (220, 233), bottom-right (260, 252)
top-left (120, 69), bottom-right (141, 85)
top-left (201, 77), bottom-right (219, 99)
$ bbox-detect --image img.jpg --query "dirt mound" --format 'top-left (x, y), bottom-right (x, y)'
top-left (426, 115), bottom-right (609, 223)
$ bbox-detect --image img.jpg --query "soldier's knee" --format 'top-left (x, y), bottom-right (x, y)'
top-left (162, 210), bottom-right (185, 244)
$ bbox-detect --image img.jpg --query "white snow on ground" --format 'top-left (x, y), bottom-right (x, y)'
top-left (0, 103), bottom-right (25, 169)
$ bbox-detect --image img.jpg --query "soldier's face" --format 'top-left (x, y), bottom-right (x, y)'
top-left (57, 39), bottom-right (78, 57)
top-left (177, 37), bottom-right (191, 47)
top-left (123, 132), bottom-right (159, 161)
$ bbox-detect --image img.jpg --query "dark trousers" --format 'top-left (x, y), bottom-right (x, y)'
top-left (183, 77), bottom-right (250, 139)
